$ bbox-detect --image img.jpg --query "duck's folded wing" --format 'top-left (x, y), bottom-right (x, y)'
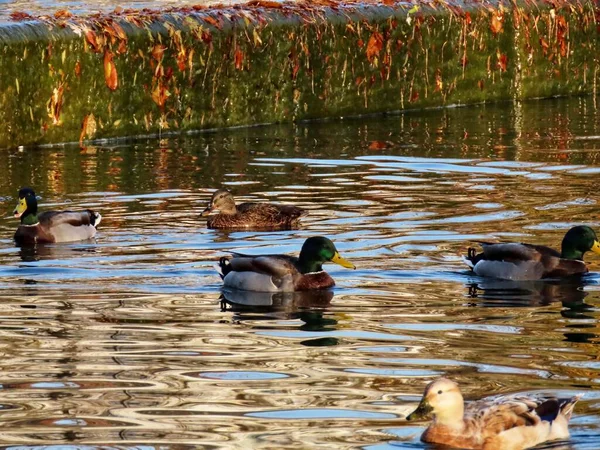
top-left (228, 255), bottom-right (298, 277)
top-left (39, 210), bottom-right (97, 227)
top-left (480, 243), bottom-right (548, 262)
top-left (468, 395), bottom-right (547, 436)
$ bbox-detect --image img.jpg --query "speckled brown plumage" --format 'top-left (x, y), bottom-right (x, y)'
top-left (201, 189), bottom-right (306, 230)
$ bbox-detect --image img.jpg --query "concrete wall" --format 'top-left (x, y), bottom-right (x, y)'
top-left (0, 0), bottom-right (597, 148)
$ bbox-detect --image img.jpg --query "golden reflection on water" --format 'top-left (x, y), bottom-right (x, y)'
top-left (0, 99), bottom-right (598, 447)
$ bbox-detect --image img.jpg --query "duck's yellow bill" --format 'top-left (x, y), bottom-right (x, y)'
top-left (592, 240), bottom-right (600, 255)
top-left (331, 252), bottom-right (355, 269)
top-left (13, 198), bottom-right (26, 218)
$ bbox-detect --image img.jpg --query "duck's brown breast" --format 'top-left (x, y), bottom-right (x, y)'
top-left (294, 272), bottom-right (335, 291)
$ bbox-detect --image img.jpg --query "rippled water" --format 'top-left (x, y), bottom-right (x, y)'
top-left (0, 98), bottom-right (599, 448)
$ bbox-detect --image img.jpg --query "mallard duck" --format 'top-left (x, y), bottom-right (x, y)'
top-left (201, 189), bottom-right (306, 229)
top-left (218, 236), bottom-right (355, 292)
top-left (407, 378), bottom-right (581, 450)
top-left (13, 187), bottom-right (101, 245)
top-left (465, 225), bottom-right (600, 280)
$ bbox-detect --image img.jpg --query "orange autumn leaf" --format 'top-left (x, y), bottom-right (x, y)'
top-left (47, 84), bottom-right (64, 125)
top-left (247, 0), bottom-right (282, 7)
top-left (490, 12), bottom-right (503, 35)
top-left (152, 44), bottom-right (167, 61)
top-left (104, 50), bottom-right (118, 91)
top-left (74, 60), bottom-right (81, 77)
top-left (85, 29), bottom-right (102, 52)
top-left (203, 16), bottom-right (222, 29)
top-left (54, 9), bottom-right (73, 19)
top-left (366, 31), bottom-right (383, 63)
top-left (368, 140), bottom-right (393, 150)
top-left (111, 22), bottom-right (127, 40)
top-left (152, 82), bottom-right (170, 108)
top-left (234, 48), bottom-right (244, 70)
top-left (434, 69), bottom-right (443, 92)
top-left (497, 53), bottom-right (508, 72)
top-left (9, 11), bottom-right (33, 21)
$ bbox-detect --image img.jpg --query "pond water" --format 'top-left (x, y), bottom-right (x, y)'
top-left (0, 97), bottom-right (599, 448)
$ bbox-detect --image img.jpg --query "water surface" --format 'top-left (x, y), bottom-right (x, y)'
top-left (0, 98), bottom-right (599, 448)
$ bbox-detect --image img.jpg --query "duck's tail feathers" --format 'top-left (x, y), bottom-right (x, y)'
top-left (218, 257), bottom-right (232, 279)
top-left (88, 210), bottom-right (102, 228)
top-left (464, 247), bottom-right (477, 269)
top-left (560, 394), bottom-right (583, 420)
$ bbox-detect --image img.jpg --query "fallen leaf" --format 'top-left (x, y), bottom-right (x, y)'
top-left (74, 60), bottom-right (81, 77)
top-left (490, 12), bottom-right (503, 35)
top-left (234, 48), bottom-right (244, 70)
top-left (247, 0), bottom-right (282, 7)
top-left (152, 81), bottom-right (170, 108)
top-left (104, 50), bottom-right (118, 91)
top-left (497, 53), bottom-right (508, 72)
top-left (366, 31), bottom-right (383, 63)
top-left (54, 9), bottom-right (73, 19)
top-left (368, 140), bottom-right (394, 150)
top-left (10, 11), bottom-right (33, 21)
top-left (79, 113), bottom-right (97, 147)
top-left (152, 44), bottom-right (167, 61)
top-left (46, 84), bottom-right (64, 125)
top-left (85, 29), bottom-right (102, 53)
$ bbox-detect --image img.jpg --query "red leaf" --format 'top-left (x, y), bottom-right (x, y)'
top-left (74, 60), bottom-right (81, 77)
top-left (234, 48), bottom-right (244, 70)
top-left (203, 16), bottom-right (222, 29)
top-left (366, 31), bottom-right (383, 63)
top-left (368, 140), bottom-right (393, 150)
top-left (9, 11), bottom-right (33, 21)
top-left (104, 50), bottom-right (118, 91)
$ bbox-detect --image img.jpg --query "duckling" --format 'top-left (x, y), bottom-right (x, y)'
top-left (407, 378), bottom-right (581, 450)
top-left (13, 187), bottom-right (101, 245)
top-left (465, 225), bottom-right (600, 280)
top-left (201, 189), bottom-right (306, 229)
top-left (218, 236), bottom-right (355, 292)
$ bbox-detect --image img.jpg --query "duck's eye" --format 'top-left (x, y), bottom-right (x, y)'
top-left (437, 390), bottom-right (443, 395)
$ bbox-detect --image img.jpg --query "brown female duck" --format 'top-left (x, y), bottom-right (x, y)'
top-left (218, 236), bottom-right (355, 292)
top-left (407, 378), bottom-right (581, 450)
top-left (13, 187), bottom-right (101, 245)
top-left (201, 189), bottom-right (306, 229)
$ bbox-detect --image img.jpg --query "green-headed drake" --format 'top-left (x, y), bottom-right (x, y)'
top-left (218, 236), bottom-right (355, 292)
top-left (13, 187), bottom-right (101, 245)
top-left (201, 189), bottom-right (306, 230)
top-left (465, 225), bottom-right (600, 280)
top-left (407, 378), bottom-right (581, 450)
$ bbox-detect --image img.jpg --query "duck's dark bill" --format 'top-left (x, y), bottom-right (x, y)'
top-left (200, 206), bottom-right (212, 217)
top-left (331, 252), bottom-right (355, 269)
top-left (406, 399), bottom-right (433, 421)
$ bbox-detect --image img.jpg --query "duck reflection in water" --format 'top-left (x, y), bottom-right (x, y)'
top-left (19, 243), bottom-right (99, 262)
top-left (220, 289), bottom-right (340, 346)
top-left (466, 278), bottom-right (588, 308)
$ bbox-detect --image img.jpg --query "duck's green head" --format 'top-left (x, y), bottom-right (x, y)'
top-left (201, 189), bottom-right (236, 216)
top-left (13, 187), bottom-right (38, 224)
top-left (298, 236), bottom-right (356, 273)
top-left (561, 226), bottom-right (600, 260)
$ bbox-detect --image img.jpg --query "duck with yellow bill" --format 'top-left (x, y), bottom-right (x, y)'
top-left (218, 236), bottom-right (355, 292)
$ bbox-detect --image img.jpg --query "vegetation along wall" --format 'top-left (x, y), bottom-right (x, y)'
top-left (0, 0), bottom-right (598, 148)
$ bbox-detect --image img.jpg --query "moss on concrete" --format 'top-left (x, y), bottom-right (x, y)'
top-left (0, 0), bottom-right (597, 148)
